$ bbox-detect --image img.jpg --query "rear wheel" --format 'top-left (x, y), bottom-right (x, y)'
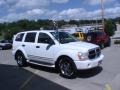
top-left (16, 53), bottom-right (27, 67)
top-left (58, 57), bottom-right (77, 78)
top-left (106, 38), bottom-right (111, 47)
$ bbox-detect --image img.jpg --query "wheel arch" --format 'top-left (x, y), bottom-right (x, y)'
top-left (55, 55), bottom-right (76, 69)
top-left (15, 50), bottom-right (26, 60)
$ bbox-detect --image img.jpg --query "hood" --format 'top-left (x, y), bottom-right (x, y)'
top-left (61, 41), bottom-right (99, 53)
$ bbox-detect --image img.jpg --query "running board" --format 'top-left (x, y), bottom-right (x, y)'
top-left (27, 60), bottom-right (55, 68)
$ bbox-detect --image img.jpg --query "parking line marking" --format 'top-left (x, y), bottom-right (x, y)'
top-left (105, 84), bottom-right (112, 90)
top-left (19, 70), bottom-right (39, 90)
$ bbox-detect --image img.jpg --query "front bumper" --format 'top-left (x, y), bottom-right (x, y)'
top-left (74, 54), bottom-right (104, 70)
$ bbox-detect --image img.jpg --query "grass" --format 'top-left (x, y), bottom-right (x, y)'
top-left (0, 35), bottom-right (3, 40)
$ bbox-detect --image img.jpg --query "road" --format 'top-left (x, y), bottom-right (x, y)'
top-left (0, 45), bottom-right (120, 90)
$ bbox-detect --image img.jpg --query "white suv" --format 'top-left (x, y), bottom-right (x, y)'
top-left (12, 30), bottom-right (104, 78)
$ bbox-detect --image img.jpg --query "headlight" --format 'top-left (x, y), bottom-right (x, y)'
top-left (78, 52), bottom-right (88, 61)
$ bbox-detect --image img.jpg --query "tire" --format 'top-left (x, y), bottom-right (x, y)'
top-left (87, 36), bottom-right (91, 42)
top-left (16, 53), bottom-right (27, 67)
top-left (58, 57), bottom-right (77, 79)
top-left (106, 38), bottom-right (111, 47)
top-left (0, 47), bottom-right (3, 50)
top-left (99, 43), bottom-right (104, 49)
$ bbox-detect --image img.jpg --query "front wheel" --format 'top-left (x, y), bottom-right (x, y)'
top-left (59, 57), bottom-right (77, 78)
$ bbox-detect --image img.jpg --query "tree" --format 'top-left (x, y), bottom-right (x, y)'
top-left (69, 20), bottom-right (79, 26)
top-left (4, 26), bottom-right (22, 40)
top-left (104, 20), bottom-right (116, 36)
top-left (17, 19), bottom-right (30, 30)
top-left (57, 20), bottom-right (67, 28)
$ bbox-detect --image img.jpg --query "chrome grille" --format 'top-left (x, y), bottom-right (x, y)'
top-left (88, 48), bottom-right (101, 59)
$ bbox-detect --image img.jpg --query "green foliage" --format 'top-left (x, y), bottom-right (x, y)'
top-left (4, 26), bottom-right (22, 40)
top-left (0, 35), bottom-right (3, 40)
top-left (104, 20), bottom-right (116, 36)
top-left (57, 20), bottom-right (68, 28)
top-left (69, 20), bottom-right (79, 26)
top-left (0, 18), bottom-right (117, 39)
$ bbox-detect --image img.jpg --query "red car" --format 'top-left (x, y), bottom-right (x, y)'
top-left (86, 31), bottom-right (111, 49)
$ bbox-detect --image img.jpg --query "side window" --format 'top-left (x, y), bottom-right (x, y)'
top-left (15, 33), bottom-right (24, 41)
top-left (38, 33), bottom-right (54, 44)
top-left (25, 32), bottom-right (36, 43)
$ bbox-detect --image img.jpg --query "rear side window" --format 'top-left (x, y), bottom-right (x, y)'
top-left (15, 33), bottom-right (24, 41)
top-left (25, 32), bottom-right (36, 43)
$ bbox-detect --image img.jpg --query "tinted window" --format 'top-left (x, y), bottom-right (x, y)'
top-left (25, 32), bottom-right (36, 43)
top-left (38, 33), bottom-right (54, 44)
top-left (15, 33), bottom-right (24, 41)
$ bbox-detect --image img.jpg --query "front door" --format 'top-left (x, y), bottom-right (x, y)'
top-left (33, 32), bottom-right (57, 65)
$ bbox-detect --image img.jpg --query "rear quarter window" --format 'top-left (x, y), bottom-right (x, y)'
top-left (15, 33), bottom-right (24, 42)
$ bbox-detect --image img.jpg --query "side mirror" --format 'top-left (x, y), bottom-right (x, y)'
top-left (48, 39), bottom-right (55, 45)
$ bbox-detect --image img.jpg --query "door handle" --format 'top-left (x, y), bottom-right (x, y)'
top-left (22, 44), bottom-right (25, 47)
top-left (36, 46), bottom-right (40, 48)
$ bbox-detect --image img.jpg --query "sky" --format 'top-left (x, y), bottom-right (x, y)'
top-left (0, 0), bottom-right (120, 22)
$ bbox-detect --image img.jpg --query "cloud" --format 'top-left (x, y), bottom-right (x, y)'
top-left (15, 0), bottom-right (49, 9)
top-left (0, 6), bottom-right (120, 22)
top-left (0, 0), bottom-right (70, 15)
top-left (57, 8), bottom-right (99, 20)
top-left (0, 0), bottom-right (50, 13)
top-left (58, 8), bottom-right (86, 20)
top-left (26, 9), bottom-right (45, 15)
top-left (53, 7), bottom-right (120, 20)
top-left (105, 7), bottom-right (120, 17)
top-left (2, 9), bottom-right (45, 22)
top-left (0, 0), bottom-right (5, 6)
top-left (114, 2), bottom-right (120, 7)
top-left (52, 0), bottom-right (69, 3)
top-left (0, 8), bottom-right (58, 22)
top-left (84, 0), bottom-right (116, 5)
top-left (0, 0), bottom-right (18, 8)
top-left (0, 0), bottom-right (69, 12)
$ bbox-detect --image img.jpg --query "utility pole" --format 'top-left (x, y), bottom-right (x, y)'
top-left (53, 21), bottom-right (60, 44)
top-left (100, 0), bottom-right (105, 32)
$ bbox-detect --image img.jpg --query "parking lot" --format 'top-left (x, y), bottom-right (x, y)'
top-left (0, 44), bottom-right (120, 90)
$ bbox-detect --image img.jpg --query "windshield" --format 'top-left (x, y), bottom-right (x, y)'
top-left (96, 32), bottom-right (105, 36)
top-left (88, 31), bottom-right (105, 36)
top-left (51, 32), bottom-right (78, 44)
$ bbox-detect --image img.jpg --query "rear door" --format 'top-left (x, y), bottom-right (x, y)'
top-left (22, 32), bottom-right (37, 60)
